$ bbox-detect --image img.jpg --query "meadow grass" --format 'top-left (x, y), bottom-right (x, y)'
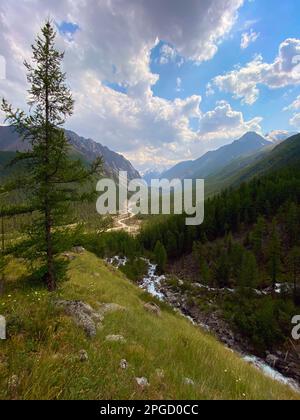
top-left (0, 252), bottom-right (299, 400)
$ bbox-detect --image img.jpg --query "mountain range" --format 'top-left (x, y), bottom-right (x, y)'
top-left (0, 126), bottom-right (140, 180)
top-left (160, 132), bottom-right (273, 181)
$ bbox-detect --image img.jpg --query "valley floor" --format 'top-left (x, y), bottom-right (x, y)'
top-left (0, 251), bottom-right (299, 400)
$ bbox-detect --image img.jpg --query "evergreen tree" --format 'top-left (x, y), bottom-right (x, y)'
top-left (250, 216), bottom-right (267, 258)
top-left (267, 221), bottom-right (281, 291)
top-left (214, 251), bottom-right (230, 288)
top-left (1, 22), bottom-right (102, 291)
top-left (154, 241), bottom-right (167, 273)
top-left (287, 246), bottom-right (300, 305)
top-left (286, 202), bottom-right (299, 247)
top-left (239, 250), bottom-right (259, 290)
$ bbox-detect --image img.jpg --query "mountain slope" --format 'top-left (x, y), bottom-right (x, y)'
top-left (162, 132), bottom-right (271, 181)
top-left (0, 251), bottom-right (298, 400)
top-left (0, 126), bottom-right (140, 180)
top-left (206, 132), bottom-right (300, 196)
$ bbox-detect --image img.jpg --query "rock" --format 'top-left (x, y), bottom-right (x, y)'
top-left (79, 350), bottom-right (89, 362)
top-left (56, 300), bottom-right (101, 338)
top-left (98, 303), bottom-right (125, 317)
top-left (0, 315), bottom-right (6, 340)
top-left (144, 302), bottom-right (161, 317)
top-left (120, 359), bottom-right (128, 370)
top-left (8, 375), bottom-right (19, 393)
top-left (63, 252), bottom-right (76, 261)
top-left (106, 335), bottom-right (126, 343)
top-left (55, 300), bottom-right (125, 339)
top-left (156, 369), bottom-right (165, 379)
top-left (184, 378), bottom-right (195, 386)
top-left (94, 273), bottom-right (100, 278)
top-left (72, 246), bottom-right (85, 254)
top-left (136, 377), bottom-right (149, 388)
top-left (266, 354), bottom-right (279, 367)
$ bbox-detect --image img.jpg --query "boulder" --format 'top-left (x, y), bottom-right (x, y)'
top-left (120, 359), bottom-right (128, 370)
top-left (0, 315), bottom-right (6, 340)
top-left (79, 350), bottom-right (89, 362)
top-left (183, 377), bottom-right (195, 386)
top-left (56, 300), bottom-right (101, 338)
top-left (136, 377), bottom-right (149, 388)
top-left (266, 354), bottom-right (279, 367)
top-left (72, 246), bottom-right (85, 254)
top-left (144, 302), bottom-right (161, 317)
top-left (106, 335), bottom-right (126, 343)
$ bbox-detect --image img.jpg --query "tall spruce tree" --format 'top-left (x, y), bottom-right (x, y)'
top-left (287, 246), bottom-right (300, 305)
top-left (1, 22), bottom-right (102, 291)
top-left (267, 220), bottom-right (281, 291)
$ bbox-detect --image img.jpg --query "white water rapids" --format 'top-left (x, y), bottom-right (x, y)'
top-left (106, 256), bottom-right (299, 392)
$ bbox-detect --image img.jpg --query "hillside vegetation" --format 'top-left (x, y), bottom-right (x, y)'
top-left (0, 251), bottom-right (298, 400)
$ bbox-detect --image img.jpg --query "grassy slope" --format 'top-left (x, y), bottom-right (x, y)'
top-left (0, 251), bottom-right (299, 400)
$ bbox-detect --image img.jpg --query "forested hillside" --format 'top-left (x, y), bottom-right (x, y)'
top-left (139, 134), bottom-right (300, 367)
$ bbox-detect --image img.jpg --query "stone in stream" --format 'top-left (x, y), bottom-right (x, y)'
top-left (266, 354), bottom-right (279, 367)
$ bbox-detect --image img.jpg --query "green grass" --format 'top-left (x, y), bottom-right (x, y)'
top-left (0, 252), bottom-right (299, 400)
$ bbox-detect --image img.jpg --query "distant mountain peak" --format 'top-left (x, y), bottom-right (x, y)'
top-left (161, 132), bottom-right (271, 181)
top-left (0, 126), bottom-right (140, 181)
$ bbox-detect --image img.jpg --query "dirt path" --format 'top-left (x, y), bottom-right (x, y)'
top-left (107, 208), bottom-right (141, 235)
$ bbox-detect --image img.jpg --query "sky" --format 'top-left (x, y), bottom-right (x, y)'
top-left (0, 0), bottom-right (300, 172)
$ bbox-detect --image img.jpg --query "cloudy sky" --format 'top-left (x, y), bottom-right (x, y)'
top-left (1, 0), bottom-right (300, 172)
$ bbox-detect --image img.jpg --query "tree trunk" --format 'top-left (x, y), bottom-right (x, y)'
top-left (45, 205), bottom-right (56, 292)
top-left (0, 214), bottom-right (5, 296)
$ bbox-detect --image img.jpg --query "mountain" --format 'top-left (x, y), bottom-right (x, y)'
top-left (0, 126), bottom-right (140, 180)
top-left (206, 132), bottom-right (300, 197)
top-left (161, 132), bottom-right (271, 181)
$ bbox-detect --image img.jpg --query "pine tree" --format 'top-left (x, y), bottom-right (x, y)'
top-left (287, 246), bottom-right (300, 305)
top-left (1, 22), bottom-right (102, 291)
top-left (250, 216), bottom-right (267, 258)
top-left (239, 250), bottom-right (258, 290)
top-left (154, 241), bottom-right (167, 274)
top-left (286, 202), bottom-right (299, 247)
top-left (267, 221), bottom-right (281, 291)
top-left (214, 251), bottom-right (230, 288)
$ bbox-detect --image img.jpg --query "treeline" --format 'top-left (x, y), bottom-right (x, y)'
top-left (139, 161), bottom-right (300, 269)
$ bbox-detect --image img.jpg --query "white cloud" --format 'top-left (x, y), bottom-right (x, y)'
top-left (284, 95), bottom-right (300, 111)
top-left (199, 100), bottom-right (262, 138)
top-left (289, 113), bottom-right (300, 129)
top-left (213, 38), bottom-right (300, 105)
top-left (159, 44), bottom-right (178, 65)
top-left (0, 0), bottom-right (249, 169)
top-left (240, 29), bottom-right (260, 50)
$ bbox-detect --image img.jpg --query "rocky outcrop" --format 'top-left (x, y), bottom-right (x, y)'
top-left (55, 300), bottom-right (125, 338)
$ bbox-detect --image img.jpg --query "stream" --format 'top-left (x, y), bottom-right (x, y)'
top-left (106, 256), bottom-right (299, 393)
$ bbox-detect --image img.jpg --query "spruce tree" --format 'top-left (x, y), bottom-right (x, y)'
top-left (239, 250), bottom-right (259, 290)
top-left (288, 246), bottom-right (300, 305)
top-left (1, 22), bottom-right (102, 291)
top-left (267, 221), bottom-right (281, 291)
top-left (154, 241), bottom-right (167, 274)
